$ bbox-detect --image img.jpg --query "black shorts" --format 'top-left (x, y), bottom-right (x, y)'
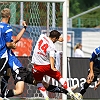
top-left (0, 58), bottom-right (9, 76)
top-left (88, 67), bottom-right (100, 82)
top-left (11, 67), bottom-right (35, 85)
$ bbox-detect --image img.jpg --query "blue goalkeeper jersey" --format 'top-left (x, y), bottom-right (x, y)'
top-left (2, 22), bottom-right (23, 71)
top-left (0, 22), bottom-right (11, 58)
top-left (90, 46), bottom-right (100, 69)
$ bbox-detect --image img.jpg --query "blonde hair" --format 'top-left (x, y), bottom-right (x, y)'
top-left (1, 8), bottom-right (10, 18)
top-left (74, 43), bottom-right (82, 51)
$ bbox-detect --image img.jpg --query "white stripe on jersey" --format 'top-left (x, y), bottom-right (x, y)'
top-left (1, 50), bottom-right (8, 58)
top-left (5, 29), bottom-right (12, 33)
top-left (94, 50), bottom-right (97, 55)
top-left (0, 57), bottom-right (8, 72)
top-left (0, 25), bottom-right (4, 28)
top-left (13, 62), bottom-right (19, 74)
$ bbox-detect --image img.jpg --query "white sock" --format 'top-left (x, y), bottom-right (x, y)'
top-left (59, 78), bottom-right (65, 85)
top-left (37, 83), bottom-right (48, 99)
top-left (67, 87), bottom-right (73, 93)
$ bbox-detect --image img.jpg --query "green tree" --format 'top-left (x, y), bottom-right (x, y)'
top-left (70, 0), bottom-right (100, 27)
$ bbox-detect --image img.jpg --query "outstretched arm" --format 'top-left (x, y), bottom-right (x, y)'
top-left (13, 21), bottom-right (27, 44)
top-left (6, 21), bottom-right (27, 49)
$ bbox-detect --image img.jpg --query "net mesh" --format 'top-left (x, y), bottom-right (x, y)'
top-left (0, 1), bottom-right (63, 100)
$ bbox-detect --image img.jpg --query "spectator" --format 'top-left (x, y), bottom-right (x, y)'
top-left (74, 43), bottom-right (84, 57)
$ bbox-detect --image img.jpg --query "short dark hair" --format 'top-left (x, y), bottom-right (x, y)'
top-left (49, 30), bottom-right (61, 39)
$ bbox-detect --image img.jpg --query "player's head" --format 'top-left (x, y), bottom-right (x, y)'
top-left (49, 30), bottom-right (61, 43)
top-left (1, 8), bottom-right (11, 23)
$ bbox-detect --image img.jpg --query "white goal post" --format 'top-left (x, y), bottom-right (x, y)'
top-left (2, 0), bottom-right (68, 100)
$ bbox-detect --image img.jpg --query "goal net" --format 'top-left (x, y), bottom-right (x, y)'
top-left (0, 1), bottom-right (67, 100)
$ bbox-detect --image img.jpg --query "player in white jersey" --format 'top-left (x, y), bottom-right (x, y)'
top-left (32, 34), bottom-right (56, 65)
top-left (32, 30), bottom-right (79, 100)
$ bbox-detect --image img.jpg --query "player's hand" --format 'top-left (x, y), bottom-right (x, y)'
top-left (58, 37), bottom-right (63, 42)
top-left (22, 21), bottom-right (27, 27)
top-left (11, 42), bottom-right (16, 49)
top-left (94, 81), bottom-right (100, 90)
top-left (87, 72), bottom-right (94, 81)
top-left (51, 67), bottom-right (58, 71)
top-left (6, 42), bottom-right (16, 49)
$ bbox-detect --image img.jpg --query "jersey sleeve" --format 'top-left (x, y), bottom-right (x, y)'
top-left (4, 26), bottom-right (13, 42)
top-left (48, 44), bottom-right (56, 58)
top-left (90, 48), bottom-right (98, 62)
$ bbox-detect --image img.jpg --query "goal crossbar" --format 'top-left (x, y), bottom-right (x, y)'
top-left (2, 0), bottom-right (65, 2)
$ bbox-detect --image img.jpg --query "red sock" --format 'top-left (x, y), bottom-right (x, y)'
top-left (63, 81), bottom-right (68, 89)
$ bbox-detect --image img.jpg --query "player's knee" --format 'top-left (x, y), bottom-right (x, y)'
top-left (15, 82), bottom-right (24, 95)
top-left (13, 89), bottom-right (23, 96)
top-left (15, 88), bottom-right (23, 95)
